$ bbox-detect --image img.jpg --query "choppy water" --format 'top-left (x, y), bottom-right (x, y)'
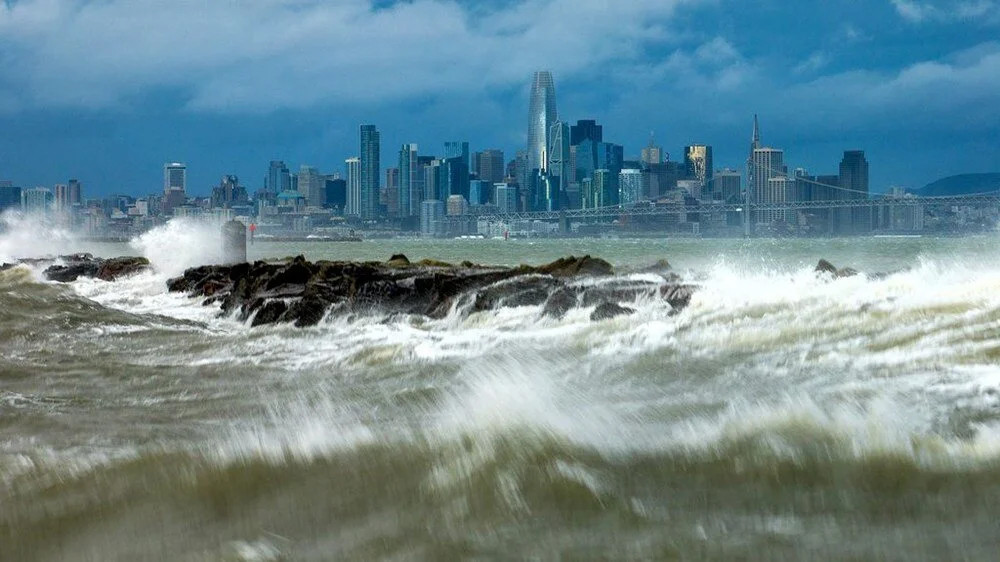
top-left (3, 219), bottom-right (1000, 560)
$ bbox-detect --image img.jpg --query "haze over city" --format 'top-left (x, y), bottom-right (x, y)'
top-left (2, 0), bottom-right (999, 195)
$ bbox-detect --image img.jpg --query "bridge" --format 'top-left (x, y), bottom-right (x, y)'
top-left (465, 192), bottom-right (1000, 222)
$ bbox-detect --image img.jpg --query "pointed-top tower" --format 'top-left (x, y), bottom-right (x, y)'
top-left (751, 114), bottom-right (761, 152)
top-left (527, 71), bottom-right (557, 175)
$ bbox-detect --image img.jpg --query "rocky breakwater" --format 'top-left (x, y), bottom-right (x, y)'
top-left (1, 253), bottom-right (150, 282)
top-left (166, 254), bottom-right (698, 327)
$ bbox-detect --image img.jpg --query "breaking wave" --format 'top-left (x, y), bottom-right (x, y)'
top-left (4, 240), bottom-right (1000, 559)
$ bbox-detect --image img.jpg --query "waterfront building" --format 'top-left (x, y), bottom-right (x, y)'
top-left (345, 157), bottom-right (361, 216)
top-left (527, 71), bottom-right (557, 176)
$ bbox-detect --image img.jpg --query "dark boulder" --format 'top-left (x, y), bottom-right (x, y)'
top-left (387, 254), bottom-right (410, 267)
top-left (44, 258), bottom-right (100, 282)
top-left (815, 259), bottom-right (859, 278)
top-left (661, 284), bottom-right (696, 311)
top-left (542, 286), bottom-right (579, 318)
top-left (537, 255), bottom-right (614, 278)
top-left (251, 300), bottom-right (288, 327)
top-left (96, 256), bottom-right (150, 281)
top-left (590, 302), bottom-right (635, 321)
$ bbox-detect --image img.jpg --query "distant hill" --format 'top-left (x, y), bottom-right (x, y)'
top-left (912, 173), bottom-right (1000, 197)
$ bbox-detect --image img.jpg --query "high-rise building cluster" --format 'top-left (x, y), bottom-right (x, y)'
top-left (0, 70), bottom-right (917, 239)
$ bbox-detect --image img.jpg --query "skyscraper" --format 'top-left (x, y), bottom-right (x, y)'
top-left (163, 162), bottom-right (187, 214)
top-left (570, 120), bottom-right (603, 146)
top-left (0, 183), bottom-right (21, 213)
top-left (840, 150), bottom-right (871, 233)
top-left (67, 179), bottom-right (82, 206)
top-left (527, 71), bottom-right (557, 174)
top-left (266, 161), bottom-right (291, 193)
top-left (53, 184), bottom-right (68, 211)
top-left (839, 150), bottom-right (869, 199)
top-left (476, 149), bottom-right (505, 185)
top-left (398, 143), bottom-right (422, 217)
top-left (548, 121), bottom-right (570, 204)
top-left (297, 165), bottom-right (325, 207)
top-left (21, 187), bottom-right (53, 214)
top-left (385, 167), bottom-right (400, 217)
top-left (444, 141), bottom-right (470, 167)
top-left (359, 124), bottom-right (380, 220)
top-left (345, 157), bottom-right (361, 216)
top-left (164, 162), bottom-right (186, 194)
top-left (684, 145), bottom-right (713, 193)
top-left (641, 134), bottom-right (664, 165)
top-left (751, 147), bottom-right (785, 224)
top-left (619, 168), bottom-right (643, 206)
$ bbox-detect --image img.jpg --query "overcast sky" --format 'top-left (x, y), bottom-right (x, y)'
top-left (1, 0), bottom-right (998, 196)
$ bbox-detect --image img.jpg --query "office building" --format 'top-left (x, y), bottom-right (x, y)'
top-left (548, 121), bottom-right (570, 202)
top-left (495, 183), bottom-right (518, 213)
top-left (570, 119), bottom-right (603, 146)
top-left (684, 145), bottom-right (714, 191)
top-left (527, 71), bottom-right (557, 174)
top-left (324, 177), bottom-right (347, 212)
top-left (297, 166), bottom-right (325, 207)
top-left (446, 194), bottom-right (469, 216)
top-left (398, 144), bottom-right (421, 217)
top-left (266, 161), bottom-right (291, 193)
top-left (476, 149), bottom-right (505, 185)
top-left (345, 157), bottom-right (361, 216)
top-left (619, 168), bottom-right (643, 206)
top-left (469, 180), bottom-right (490, 206)
top-left (359, 124), bottom-right (380, 220)
top-left (751, 148), bottom-right (786, 224)
top-left (840, 150), bottom-right (871, 233)
top-left (420, 199), bottom-right (445, 236)
top-left (384, 167), bottom-right (400, 217)
top-left (0, 183), bottom-right (21, 213)
top-left (713, 169), bottom-right (742, 202)
top-left (21, 187), bottom-right (53, 214)
top-left (642, 135), bottom-right (664, 165)
top-left (444, 141), bottom-right (470, 167)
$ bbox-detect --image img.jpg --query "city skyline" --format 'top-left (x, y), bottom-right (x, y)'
top-left (0, 1), bottom-right (998, 196)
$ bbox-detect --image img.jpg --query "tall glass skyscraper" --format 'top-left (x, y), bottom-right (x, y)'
top-left (359, 124), bottom-right (380, 220)
top-left (398, 143), bottom-right (421, 218)
top-left (345, 157), bottom-right (361, 216)
top-left (527, 71), bottom-right (557, 175)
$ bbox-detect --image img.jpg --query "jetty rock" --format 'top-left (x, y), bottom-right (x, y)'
top-left (11, 254), bottom-right (151, 282)
top-left (167, 254), bottom-right (697, 327)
